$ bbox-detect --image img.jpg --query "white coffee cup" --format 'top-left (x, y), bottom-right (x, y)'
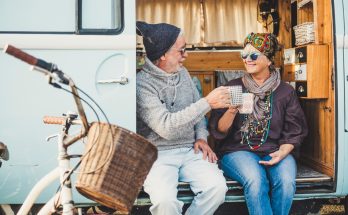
top-left (238, 93), bottom-right (254, 114)
top-left (228, 85), bottom-right (243, 106)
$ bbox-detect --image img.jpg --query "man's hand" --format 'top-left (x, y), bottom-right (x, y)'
top-left (204, 86), bottom-right (230, 109)
top-left (194, 139), bottom-right (218, 163)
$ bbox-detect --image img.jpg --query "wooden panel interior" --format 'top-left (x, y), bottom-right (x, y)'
top-left (189, 71), bottom-right (215, 97)
top-left (277, 0), bottom-right (292, 49)
top-left (297, 2), bottom-right (314, 23)
top-left (294, 0), bottom-right (335, 177)
top-left (184, 52), bottom-right (245, 71)
top-left (184, 51), bottom-right (282, 72)
top-left (283, 64), bottom-right (295, 82)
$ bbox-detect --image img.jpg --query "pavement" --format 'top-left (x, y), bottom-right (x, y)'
top-left (93, 201), bottom-right (346, 215)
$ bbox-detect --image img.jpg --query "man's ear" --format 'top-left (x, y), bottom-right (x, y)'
top-left (160, 55), bottom-right (166, 61)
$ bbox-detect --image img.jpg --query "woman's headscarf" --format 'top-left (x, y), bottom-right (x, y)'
top-left (243, 32), bottom-right (279, 63)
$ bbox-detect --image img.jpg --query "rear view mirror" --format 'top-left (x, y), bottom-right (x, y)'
top-left (0, 141), bottom-right (9, 161)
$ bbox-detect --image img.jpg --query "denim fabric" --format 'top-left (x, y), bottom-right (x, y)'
top-left (144, 147), bottom-right (227, 215)
top-left (221, 151), bottom-right (296, 215)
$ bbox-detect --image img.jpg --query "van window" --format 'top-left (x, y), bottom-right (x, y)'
top-left (0, 0), bottom-right (123, 35)
top-left (78, 0), bottom-right (123, 34)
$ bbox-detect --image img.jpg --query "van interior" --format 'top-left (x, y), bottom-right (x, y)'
top-left (136, 0), bottom-right (335, 194)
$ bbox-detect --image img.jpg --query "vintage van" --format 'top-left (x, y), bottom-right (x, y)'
top-left (1, 0), bottom-right (348, 214)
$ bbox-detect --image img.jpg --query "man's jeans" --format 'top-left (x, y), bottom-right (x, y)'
top-left (221, 151), bottom-right (296, 215)
top-left (144, 147), bottom-right (227, 215)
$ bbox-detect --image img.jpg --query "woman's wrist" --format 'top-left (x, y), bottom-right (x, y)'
top-left (227, 106), bottom-right (239, 114)
top-left (218, 108), bottom-right (237, 133)
top-left (279, 144), bottom-right (294, 156)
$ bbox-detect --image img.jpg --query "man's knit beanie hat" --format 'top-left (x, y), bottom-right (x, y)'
top-left (136, 21), bottom-right (180, 62)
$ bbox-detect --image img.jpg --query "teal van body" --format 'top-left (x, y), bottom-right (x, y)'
top-left (0, 0), bottom-right (136, 204)
top-left (334, 0), bottom-right (348, 199)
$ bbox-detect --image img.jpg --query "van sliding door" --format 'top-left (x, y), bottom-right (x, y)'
top-left (334, 1), bottom-right (348, 131)
top-left (0, 0), bottom-right (135, 205)
top-left (333, 0), bottom-right (348, 196)
top-left (343, 1), bottom-right (348, 132)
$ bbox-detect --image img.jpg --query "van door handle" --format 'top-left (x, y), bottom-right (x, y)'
top-left (97, 76), bottom-right (129, 85)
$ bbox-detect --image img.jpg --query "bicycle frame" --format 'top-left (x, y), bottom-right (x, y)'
top-left (18, 114), bottom-right (83, 215)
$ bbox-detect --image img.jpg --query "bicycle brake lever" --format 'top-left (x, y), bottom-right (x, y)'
top-left (31, 66), bottom-right (70, 86)
top-left (46, 134), bottom-right (59, 142)
top-left (52, 69), bottom-right (70, 85)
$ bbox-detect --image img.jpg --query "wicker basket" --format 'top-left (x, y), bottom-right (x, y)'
top-left (75, 122), bottom-right (157, 213)
top-left (293, 22), bottom-right (315, 46)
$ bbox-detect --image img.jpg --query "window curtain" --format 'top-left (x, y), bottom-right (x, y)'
top-left (216, 70), bottom-right (245, 87)
top-left (203, 0), bottom-right (264, 44)
top-left (136, 0), bottom-right (264, 46)
top-left (136, 0), bottom-right (201, 44)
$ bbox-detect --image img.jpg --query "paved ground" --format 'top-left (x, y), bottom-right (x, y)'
top-left (92, 200), bottom-right (346, 215)
top-left (1, 201), bottom-right (345, 214)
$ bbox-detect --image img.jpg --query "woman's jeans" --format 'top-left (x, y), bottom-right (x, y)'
top-left (221, 151), bottom-right (297, 215)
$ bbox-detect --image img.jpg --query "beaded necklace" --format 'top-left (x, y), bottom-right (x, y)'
top-left (241, 91), bottom-right (273, 150)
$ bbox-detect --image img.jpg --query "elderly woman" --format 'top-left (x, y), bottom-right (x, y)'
top-left (209, 33), bottom-right (308, 215)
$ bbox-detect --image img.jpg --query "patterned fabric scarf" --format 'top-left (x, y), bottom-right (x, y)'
top-left (241, 70), bottom-right (281, 132)
top-left (244, 32), bottom-right (278, 63)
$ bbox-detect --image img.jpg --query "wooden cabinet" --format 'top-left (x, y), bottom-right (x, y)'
top-left (283, 64), bottom-right (295, 82)
top-left (189, 71), bottom-right (215, 97)
top-left (283, 44), bottom-right (328, 99)
top-left (291, 0), bottom-right (330, 47)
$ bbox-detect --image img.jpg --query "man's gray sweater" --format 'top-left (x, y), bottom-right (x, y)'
top-left (136, 58), bottom-right (211, 151)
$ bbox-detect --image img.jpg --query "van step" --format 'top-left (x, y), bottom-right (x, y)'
top-left (135, 164), bottom-right (333, 205)
top-left (175, 164), bottom-right (332, 191)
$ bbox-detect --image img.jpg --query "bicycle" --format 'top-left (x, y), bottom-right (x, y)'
top-left (3, 45), bottom-right (157, 215)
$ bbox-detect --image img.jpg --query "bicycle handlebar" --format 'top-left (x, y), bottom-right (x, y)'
top-left (4, 44), bottom-right (55, 72)
top-left (4, 44), bottom-right (89, 146)
top-left (43, 116), bottom-right (65, 125)
top-left (43, 116), bottom-right (82, 125)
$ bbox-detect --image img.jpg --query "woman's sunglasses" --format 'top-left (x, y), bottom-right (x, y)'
top-left (240, 52), bottom-right (261, 61)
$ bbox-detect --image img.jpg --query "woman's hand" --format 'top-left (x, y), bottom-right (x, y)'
top-left (259, 144), bottom-right (294, 166)
top-left (194, 139), bottom-right (218, 163)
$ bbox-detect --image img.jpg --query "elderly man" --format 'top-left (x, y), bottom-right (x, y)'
top-left (136, 21), bottom-right (229, 215)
